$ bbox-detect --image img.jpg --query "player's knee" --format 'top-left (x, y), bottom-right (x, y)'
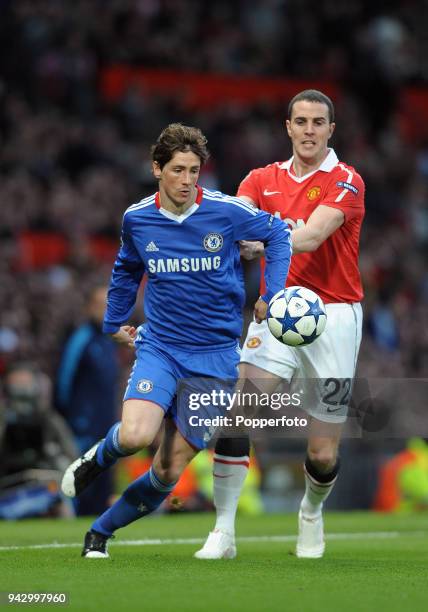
top-left (307, 447), bottom-right (337, 472)
top-left (119, 425), bottom-right (156, 452)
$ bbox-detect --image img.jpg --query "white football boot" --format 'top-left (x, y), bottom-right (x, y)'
top-left (194, 529), bottom-right (236, 560)
top-left (296, 510), bottom-right (325, 558)
top-left (61, 440), bottom-right (105, 497)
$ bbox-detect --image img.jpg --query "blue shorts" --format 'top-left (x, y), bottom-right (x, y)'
top-left (124, 331), bottom-right (240, 449)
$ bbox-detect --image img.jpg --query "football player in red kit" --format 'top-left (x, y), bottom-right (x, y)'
top-left (196, 89), bottom-right (365, 560)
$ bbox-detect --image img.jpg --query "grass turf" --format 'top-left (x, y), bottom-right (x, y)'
top-left (0, 512), bottom-right (427, 611)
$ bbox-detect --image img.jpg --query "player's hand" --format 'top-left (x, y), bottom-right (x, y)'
top-left (239, 240), bottom-right (264, 260)
top-left (253, 298), bottom-right (268, 323)
top-left (110, 325), bottom-right (137, 348)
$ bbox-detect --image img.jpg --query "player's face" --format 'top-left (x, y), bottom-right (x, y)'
top-left (286, 101), bottom-right (335, 165)
top-left (153, 150), bottom-right (201, 211)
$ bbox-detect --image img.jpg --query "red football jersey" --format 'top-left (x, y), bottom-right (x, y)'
top-left (237, 149), bottom-right (365, 304)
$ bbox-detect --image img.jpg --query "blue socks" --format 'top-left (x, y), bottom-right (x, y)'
top-left (96, 422), bottom-right (133, 468)
top-left (91, 467), bottom-right (176, 537)
top-left (91, 423), bottom-right (177, 537)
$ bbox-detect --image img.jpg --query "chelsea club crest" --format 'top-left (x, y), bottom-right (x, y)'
top-left (137, 379), bottom-right (153, 393)
top-left (203, 233), bottom-right (223, 252)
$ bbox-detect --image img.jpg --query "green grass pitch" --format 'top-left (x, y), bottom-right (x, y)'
top-left (0, 512), bottom-right (427, 611)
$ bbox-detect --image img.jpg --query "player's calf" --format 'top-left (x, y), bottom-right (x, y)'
top-left (300, 456), bottom-right (340, 517)
top-left (296, 456), bottom-right (340, 558)
top-left (195, 436), bottom-right (250, 560)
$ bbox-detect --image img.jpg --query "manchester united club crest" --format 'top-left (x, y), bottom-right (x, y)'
top-left (307, 186), bottom-right (321, 201)
top-left (246, 336), bottom-right (262, 349)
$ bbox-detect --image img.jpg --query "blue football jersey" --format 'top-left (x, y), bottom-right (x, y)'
top-left (104, 186), bottom-right (291, 350)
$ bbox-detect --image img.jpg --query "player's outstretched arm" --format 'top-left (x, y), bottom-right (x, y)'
top-left (229, 197), bottom-right (291, 302)
top-left (291, 205), bottom-right (344, 254)
top-left (103, 214), bottom-right (145, 335)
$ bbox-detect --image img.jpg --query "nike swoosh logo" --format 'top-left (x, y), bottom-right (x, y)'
top-left (213, 474), bottom-right (233, 478)
top-left (263, 189), bottom-right (282, 196)
top-left (326, 406), bottom-right (343, 413)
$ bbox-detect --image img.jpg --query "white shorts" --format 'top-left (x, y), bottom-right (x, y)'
top-left (240, 303), bottom-right (363, 423)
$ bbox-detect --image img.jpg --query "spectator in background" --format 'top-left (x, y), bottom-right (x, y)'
top-left (0, 362), bottom-right (76, 519)
top-left (55, 285), bottom-right (120, 515)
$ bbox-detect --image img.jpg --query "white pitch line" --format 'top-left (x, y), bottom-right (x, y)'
top-left (0, 531), bottom-right (426, 552)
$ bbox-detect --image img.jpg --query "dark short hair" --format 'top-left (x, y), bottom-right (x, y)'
top-left (151, 123), bottom-right (210, 169)
top-left (288, 90), bottom-right (335, 123)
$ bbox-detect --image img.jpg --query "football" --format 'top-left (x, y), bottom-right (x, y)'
top-left (267, 286), bottom-right (327, 346)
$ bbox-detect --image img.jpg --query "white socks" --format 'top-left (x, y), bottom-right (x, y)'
top-left (213, 453), bottom-right (249, 534)
top-left (300, 463), bottom-right (338, 518)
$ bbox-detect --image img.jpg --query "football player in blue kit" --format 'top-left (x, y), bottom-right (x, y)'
top-left (61, 123), bottom-right (292, 558)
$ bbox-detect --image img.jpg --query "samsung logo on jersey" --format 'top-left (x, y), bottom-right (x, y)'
top-left (148, 256), bottom-right (221, 273)
top-left (337, 181), bottom-right (359, 195)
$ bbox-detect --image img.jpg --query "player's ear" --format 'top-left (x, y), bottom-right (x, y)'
top-left (328, 122), bottom-right (336, 139)
top-left (152, 161), bottom-right (162, 179)
top-left (285, 119), bottom-right (292, 138)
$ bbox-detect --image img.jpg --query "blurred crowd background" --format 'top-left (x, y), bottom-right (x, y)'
top-left (1, 0), bottom-right (428, 517)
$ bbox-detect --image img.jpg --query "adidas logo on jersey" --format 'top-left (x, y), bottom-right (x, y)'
top-left (145, 241), bottom-right (159, 252)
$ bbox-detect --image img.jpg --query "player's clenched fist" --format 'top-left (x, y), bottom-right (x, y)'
top-left (253, 297), bottom-right (268, 323)
top-left (110, 325), bottom-right (136, 348)
top-left (239, 240), bottom-right (264, 260)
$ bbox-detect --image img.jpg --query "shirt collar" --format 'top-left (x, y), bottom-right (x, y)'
top-left (154, 185), bottom-right (203, 224)
top-left (279, 148), bottom-right (338, 173)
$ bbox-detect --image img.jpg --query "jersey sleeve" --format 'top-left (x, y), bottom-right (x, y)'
top-left (236, 168), bottom-right (262, 205)
top-left (103, 213), bottom-right (145, 334)
top-left (227, 197), bottom-right (292, 303)
top-left (321, 169), bottom-right (365, 221)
